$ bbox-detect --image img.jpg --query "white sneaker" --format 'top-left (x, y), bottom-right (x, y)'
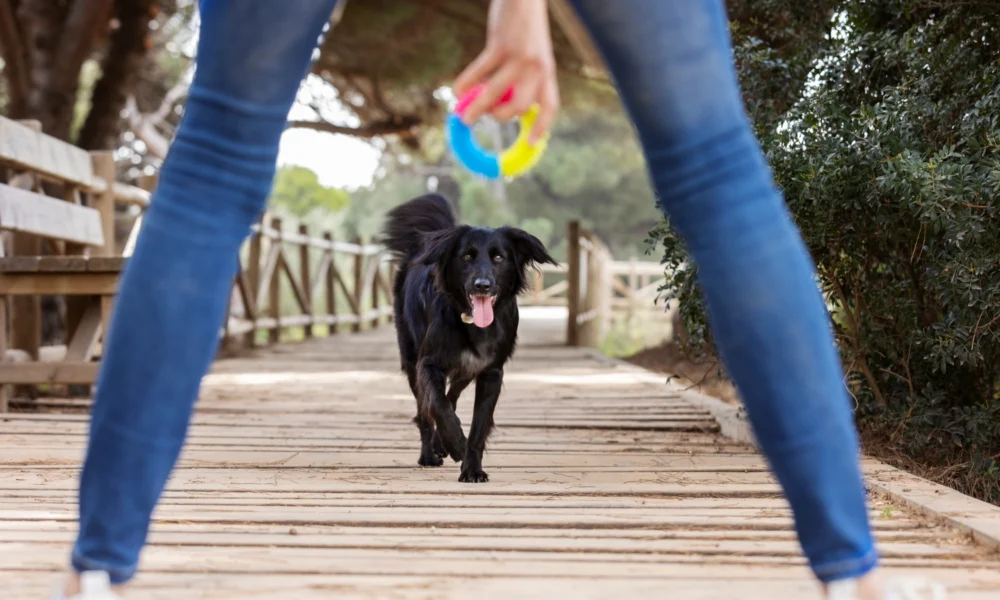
top-left (53, 572), bottom-right (120, 600)
top-left (827, 578), bottom-right (946, 600)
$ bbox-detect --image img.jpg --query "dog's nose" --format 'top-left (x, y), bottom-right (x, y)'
top-left (473, 279), bottom-right (492, 293)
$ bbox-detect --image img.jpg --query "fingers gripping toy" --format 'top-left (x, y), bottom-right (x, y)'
top-left (446, 85), bottom-right (549, 180)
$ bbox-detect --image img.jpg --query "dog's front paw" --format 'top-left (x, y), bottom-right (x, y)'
top-left (448, 438), bottom-right (467, 463)
top-left (417, 452), bottom-right (444, 467)
top-left (458, 467), bottom-right (489, 483)
top-left (431, 431), bottom-right (448, 459)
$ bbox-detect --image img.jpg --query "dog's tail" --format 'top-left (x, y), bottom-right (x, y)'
top-left (381, 194), bottom-right (457, 263)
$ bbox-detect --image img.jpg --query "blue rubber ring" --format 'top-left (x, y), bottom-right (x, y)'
top-left (446, 114), bottom-right (500, 179)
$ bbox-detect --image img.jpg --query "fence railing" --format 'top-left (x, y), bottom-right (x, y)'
top-left (222, 216), bottom-right (394, 351)
top-left (0, 111), bottom-right (666, 411)
top-left (520, 220), bottom-right (668, 347)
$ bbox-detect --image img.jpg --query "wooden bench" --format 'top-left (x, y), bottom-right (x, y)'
top-left (0, 116), bottom-right (149, 408)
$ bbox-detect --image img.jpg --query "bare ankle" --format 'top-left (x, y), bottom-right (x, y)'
top-left (825, 570), bottom-right (885, 600)
top-left (854, 571), bottom-right (887, 600)
top-left (63, 571), bottom-right (126, 597)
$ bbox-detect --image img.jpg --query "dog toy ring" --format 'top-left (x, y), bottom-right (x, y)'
top-left (446, 84), bottom-right (549, 180)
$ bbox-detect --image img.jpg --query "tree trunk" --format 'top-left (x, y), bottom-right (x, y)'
top-left (0, 0), bottom-right (32, 117)
top-left (79, 0), bottom-right (154, 150)
top-left (17, 0), bottom-right (114, 141)
top-left (18, 0), bottom-right (70, 137)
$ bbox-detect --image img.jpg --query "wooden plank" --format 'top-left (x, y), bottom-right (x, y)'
top-left (268, 217), bottom-right (282, 344)
top-left (0, 257), bottom-right (41, 272)
top-left (352, 236), bottom-right (364, 332)
top-left (298, 224), bottom-right (313, 338)
top-left (123, 215), bottom-right (142, 257)
top-left (334, 258), bottom-right (360, 316)
top-left (566, 220), bottom-right (581, 346)
top-left (89, 151), bottom-right (116, 256)
top-left (371, 258), bottom-right (382, 327)
top-left (0, 361), bottom-right (98, 384)
top-left (86, 256), bottom-right (126, 272)
top-left (234, 268), bottom-right (256, 320)
top-left (63, 298), bottom-right (102, 362)
top-left (867, 462), bottom-right (1000, 551)
top-left (0, 117), bottom-right (100, 190)
top-left (7, 121), bottom-right (43, 370)
top-left (111, 181), bottom-right (151, 207)
top-left (0, 273), bottom-right (118, 295)
top-left (310, 250), bottom-right (332, 305)
top-left (38, 256), bottom-right (88, 272)
top-left (280, 253), bottom-right (311, 316)
top-left (0, 183), bottom-right (104, 246)
top-left (244, 217), bottom-right (262, 348)
top-left (0, 256), bottom-right (120, 273)
top-left (9, 571), bottom-right (1000, 600)
top-left (3, 316), bottom-right (999, 596)
top-left (0, 290), bottom-right (8, 412)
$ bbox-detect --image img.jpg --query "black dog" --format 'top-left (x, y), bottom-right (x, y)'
top-left (381, 194), bottom-right (557, 482)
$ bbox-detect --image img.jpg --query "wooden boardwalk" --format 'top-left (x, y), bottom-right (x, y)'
top-left (3, 310), bottom-right (1000, 599)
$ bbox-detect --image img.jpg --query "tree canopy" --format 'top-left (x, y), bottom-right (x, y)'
top-left (652, 0), bottom-right (1000, 501)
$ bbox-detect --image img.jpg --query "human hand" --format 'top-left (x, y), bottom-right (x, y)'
top-left (453, 0), bottom-right (560, 144)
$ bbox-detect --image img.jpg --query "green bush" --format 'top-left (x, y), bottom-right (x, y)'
top-left (651, 2), bottom-right (1000, 501)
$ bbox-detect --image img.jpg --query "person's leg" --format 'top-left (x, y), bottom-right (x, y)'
top-left (70, 0), bottom-right (339, 587)
top-left (569, 0), bottom-right (877, 585)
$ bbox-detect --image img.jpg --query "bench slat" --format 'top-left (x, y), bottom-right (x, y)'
top-left (0, 362), bottom-right (98, 384)
top-left (0, 183), bottom-right (105, 246)
top-left (86, 257), bottom-right (126, 272)
top-left (0, 257), bottom-right (127, 273)
top-left (0, 272), bottom-right (119, 295)
top-left (0, 116), bottom-right (100, 191)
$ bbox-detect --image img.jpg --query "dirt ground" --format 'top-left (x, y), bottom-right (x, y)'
top-left (624, 341), bottom-right (741, 406)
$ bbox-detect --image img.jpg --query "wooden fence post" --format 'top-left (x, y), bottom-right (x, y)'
top-left (581, 241), bottom-right (599, 347)
top-left (599, 247), bottom-right (613, 340)
top-left (245, 215), bottom-right (262, 347)
top-left (323, 231), bottom-right (337, 334)
top-left (299, 224), bottom-right (313, 339)
top-left (565, 220), bottom-right (581, 346)
top-left (533, 268), bottom-right (545, 298)
top-left (90, 151), bottom-right (117, 350)
top-left (352, 237), bottom-right (364, 333)
top-left (90, 151), bottom-right (116, 257)
top-left (371, 256), bottom-right (382, 329)
top-left (9, 120), bottom-right (42, 366)
top-left (627, 257), bottom-right (638, 319)
top-left (387, 261), bottom-right (395, 323)
top-left (0, 294), bottom-right (8, 412)
top-left (268, 217), bottom-right (282, 344)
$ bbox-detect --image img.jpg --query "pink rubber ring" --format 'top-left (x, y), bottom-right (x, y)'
top-left (454, 84), bottom-right (516, 118)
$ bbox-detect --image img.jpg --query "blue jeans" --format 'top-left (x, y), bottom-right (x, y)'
top-left (72, 0), bottom-right (876, 585)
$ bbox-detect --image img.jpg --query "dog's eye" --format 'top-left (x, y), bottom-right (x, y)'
top-left (492, 255), bottom-right (504, 264)
top-left (463, 253), bottom-right (474, 262)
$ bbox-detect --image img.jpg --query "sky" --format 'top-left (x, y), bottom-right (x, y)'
top-left (275, 82), bottom-right (455, 191)
top-left (276, 102), bottom-right (382, 190)
top-left (277, 126), bottom-right (381, 190)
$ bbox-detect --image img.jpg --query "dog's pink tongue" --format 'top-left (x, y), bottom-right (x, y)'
top-left (472, 296), bottom-right (494, 328)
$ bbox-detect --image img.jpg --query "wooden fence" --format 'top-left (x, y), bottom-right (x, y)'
top-left (522, 220), bottom-right (668, 347)
top-left (0, 115), bottom-right (396, 409)
top-left (222, 216), bottom-right (394, 351)
top-left (0, 117), bottom-right (154, 408)
top-left (0, 116), bottom-right (668, 408)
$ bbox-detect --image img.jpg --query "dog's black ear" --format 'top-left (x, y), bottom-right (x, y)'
top-left (500, 227), bottom-right (559, 269)
top-left (414, 227), bottom-right (468, 267)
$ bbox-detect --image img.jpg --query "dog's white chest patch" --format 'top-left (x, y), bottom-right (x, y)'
top-left (458, 350), bottom-right (490, 375)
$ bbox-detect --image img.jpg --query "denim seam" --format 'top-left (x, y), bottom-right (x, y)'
top-left (812, 545), bottom-right (879, 583)
top-left (71, 550), bottom-right (137, 585)
top-left (187, 86), bottom-right (295, 118)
